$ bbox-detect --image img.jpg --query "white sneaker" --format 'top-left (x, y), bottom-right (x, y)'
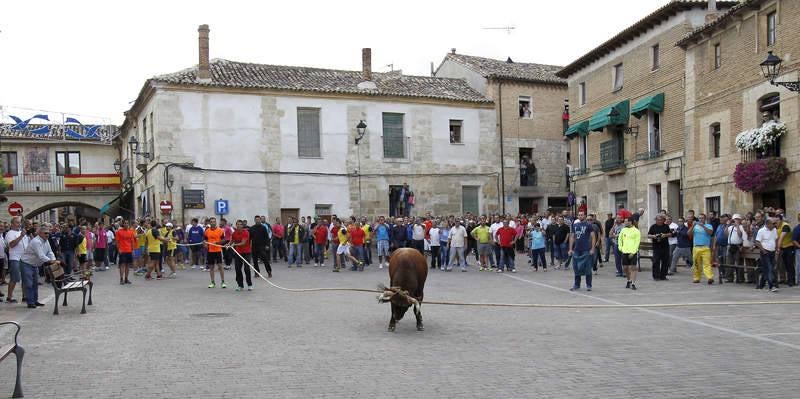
top-left (247, 286), bottom-right (253, 291)
top-left (379, 263), bottom-right (384, 269)
top-left (320, 263), bottom-right (326, 267)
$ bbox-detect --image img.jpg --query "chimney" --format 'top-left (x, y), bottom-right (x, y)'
top-left (362, 48), bottom-right (372, 81)
top-left (451, 48), bottom-right (457, 55)
top-left (705, 0), bottom-right (719, 23)
top-left (197, 24), bottom-right (211, 83)
top-left (358, 48), bottom-right (377, 90)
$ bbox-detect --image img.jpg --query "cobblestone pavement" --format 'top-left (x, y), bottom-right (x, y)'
top-left (2, 254), bottom-right (800, 398)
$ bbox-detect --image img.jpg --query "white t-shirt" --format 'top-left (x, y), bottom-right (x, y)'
top-left (412, 224), bottom-right (425, 241)
top-left (756, 227), bottom-right (778, 252)
top-left (5, 229), bottom-right (27, 261)
top-left (727, 224), bottom-right (746, 245)
top-left (428, 228), bottom-right (440, 246)
top-left (449, 226), bottom-right (467, 248)
top-left (668, 223), bottom-right (679, 245)
top-left (490, 222), bottom-right (502, 239)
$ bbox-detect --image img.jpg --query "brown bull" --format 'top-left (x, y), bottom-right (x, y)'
top-left (377, 248), bottom-right (428, 332)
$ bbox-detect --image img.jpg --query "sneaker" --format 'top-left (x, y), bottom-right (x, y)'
top-left (631, 284), bottom-right (637, 290)
top-left (223, 266), bottom-right (231, 270)
top-left (320, 263), bottom-right (326, 267)
top-left (569, 286), bottom-right (577, 291)
top-left (208, 282), bottom-right (216, 288)
top-left (770, 287), bottom-right (779, 292)
top-left (496, 269), bottom-right (504, 273)
top-left (6, 298), bottom-right (18, 303)
top-left (510, 269), bottom-right (517, 273)
top-left (314, 263), bottom-right (319, 267)
top-left (247, 286), bottom-right (253, 291)
top-left (156, 275), bottom-right (164, 280)
top-left (461, 269), bottom-right (467, 272)
top-left (119, 280), bottom-right (125, 285)
top-left (626, 281), bottom-right (631, 289)
top-left (168, 273), bottom-right (177, 279)
top-left (708, 280), bottom-right (714, 285)
top-left (235, 287), bottom-right (242, 292)
top-left (332, 268), bottom-right (340, 272)
top-left (221, 282), bottom-right (227, 289)
top-left (125, 280), bottom-right (132, 285)
top-left (587, 287), bottom-right (592, 291)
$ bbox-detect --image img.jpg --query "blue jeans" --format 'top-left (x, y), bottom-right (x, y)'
top-left (493, 245), bottom-right (502, 267)
top-left (61, 252), bottom-right (75, 275)
top-left (604, 237), bottom-right (612, 261)
top-left (500, 247), bottom-right (515, 271)
top-left (288, 243), bottom-right (302, 265)
top-left (440, 243), bottom-right (450, 267)
top-left (554, 242), bottom-right (568, 262)
top-left (612, 245), bottom-right (623, 275)
top-left (760, 251), bottom-right (776, 289)
top-left (351, 246), bottom-right (365, 267)
top-left (314, 243), bottom-right (326, 264)
top-left (572, 251), bottom-right (593, 289)
top-left (364, 243), bottom-right (372, 265)
top-left (22, 261), bottom-right (39, 305)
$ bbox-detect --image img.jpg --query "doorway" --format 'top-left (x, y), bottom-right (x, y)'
top-left (280, 208), bottom-right (299, 224)
top-left (315, 204), bottom-right (332, 223)
top-left (758, 190), bottom-right (785, 211)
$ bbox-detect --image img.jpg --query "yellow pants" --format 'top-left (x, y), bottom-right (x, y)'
top-left (692, 246), bottom-right (714, 281)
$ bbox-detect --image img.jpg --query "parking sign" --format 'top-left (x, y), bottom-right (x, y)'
top-left (215, 199), bottom-right (229, 215)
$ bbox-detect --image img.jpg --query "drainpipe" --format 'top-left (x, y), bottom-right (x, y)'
top-left (497, 80), bottom-right (506, 214)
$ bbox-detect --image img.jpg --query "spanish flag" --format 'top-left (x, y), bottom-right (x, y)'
top-left (64, 174), bottom-right (120, 188)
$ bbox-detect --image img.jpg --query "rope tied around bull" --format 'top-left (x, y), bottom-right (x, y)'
top-left (376, 284), bottom-right (419, 306)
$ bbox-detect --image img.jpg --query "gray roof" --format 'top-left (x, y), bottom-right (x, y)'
top-left (151, 59), bottom-right (492, 104)
top-left (442, 53), bottom-right (565, 85)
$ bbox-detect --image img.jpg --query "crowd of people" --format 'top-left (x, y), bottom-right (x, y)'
top-left (2, 204), bottom-right (799, 310)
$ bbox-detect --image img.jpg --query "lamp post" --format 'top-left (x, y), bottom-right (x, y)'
top-left (760, 51), bottom-right (800, 92)
top-left (354, 120), bottom-right (367, 215)
top-left (127, 136), bottom-right (151, 160)
top-left (113, 160), bottom-right (121, 172)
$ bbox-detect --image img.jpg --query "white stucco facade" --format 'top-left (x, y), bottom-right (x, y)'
top-left (122, 86), bottom-right (499, 223)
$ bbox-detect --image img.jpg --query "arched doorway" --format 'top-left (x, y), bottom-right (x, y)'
top-left (23, 201), bottom-right (101, 224)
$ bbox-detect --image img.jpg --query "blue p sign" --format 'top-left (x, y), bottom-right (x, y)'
top-left (215, 199), bottom-right (229, 215)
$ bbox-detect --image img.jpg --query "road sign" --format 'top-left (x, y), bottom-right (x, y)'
top-left (160, 200), bottom-right (173, 214)
top-left (8, 202), bottom-right (23, 216)
top-left (182, 189), bottom-right (205, 209)
top-left (215, 199), bottom-right (229, 215)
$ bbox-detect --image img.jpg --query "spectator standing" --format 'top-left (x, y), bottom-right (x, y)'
top-left (755, 219), bottom-right (779, 292)
top-left (647, 215), bottom-right (672, 281)
top-left (448, 220), bottom-right (468, 272)
top-left (530, 223), bottom-right (546, 271)
top-left (689, 213), bottom-right (715, 284)
top-left (249, 216), bottom-right (272, 277)
top-left (670, 217), bottom-right (694, 275)
top-left (271, 218), bottom-right (286, 262)
top-left (776, 214), bottom-right (796, 287)
top-left (231, 220), bottom-right (253, 291)
top-left (495, 219), bottom-right (517, 273)
top-left (618, 217), bottom-right (641, 290)
top-left (568, 211), bottom-right (597, 291)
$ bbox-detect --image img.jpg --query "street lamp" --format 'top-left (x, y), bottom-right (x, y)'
top-left (355, 120), bottom-right (367, 144)
top-left (624, 125), bottom-right (639, 138)
top-left (127, 136), bottom-right (151, 160)
top-left (113, 159), bottom-right (121, 172)
top-left (760, 51), bottom-right (800, 92)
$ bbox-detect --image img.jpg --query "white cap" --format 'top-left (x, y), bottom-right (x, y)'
top-left (166, 223), bottom-right (174, 227)
top-left (732, 214), bottom-right (742, 220)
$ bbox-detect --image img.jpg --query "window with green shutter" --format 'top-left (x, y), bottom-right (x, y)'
top-left (462, 186), bottom-right (479, 215)
top-left (382, 113), bottom-right (405, 159)
top-left (297, 108), bottom-right (321, 158)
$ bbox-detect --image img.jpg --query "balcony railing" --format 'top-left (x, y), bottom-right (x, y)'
top-left (3, 173), bottom-right (121, 192)
top-left (593, 159), bottom-right (627, 172)
top-left (569, 168), bottom-right (589, 177)
top-left (635, 149), bottom-right (664, 161)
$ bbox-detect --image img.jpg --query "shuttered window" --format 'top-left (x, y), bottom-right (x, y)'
top-left (462, 186), bottom-right (479, 215)
top-left (382, 113), bottom-right (405, 159)
top-left (297, 108), bottom-right (321, 158)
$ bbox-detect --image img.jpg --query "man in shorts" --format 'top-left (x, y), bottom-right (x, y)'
top-left (144, 220), bottom-right (166, 280)
top-left (335, 227), bottom-right (361, 272)
top-left (471, 217), bottom-right (493, 270)
top-left (163, 223), bottom-right (178, 278)
top-left (115, 220), bottom-right (137, 285)
top-left (618, 217), bottom-right (641, 290)
top-left (374, 216), bottom-right (391, 269)
top-left (204, 217), bottom-right (228, 288)
top-left (5, 217), bottom-right (27, 303)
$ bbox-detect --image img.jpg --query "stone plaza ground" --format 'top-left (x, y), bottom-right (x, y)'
top-left (2, 255), bottom-right (800, 398)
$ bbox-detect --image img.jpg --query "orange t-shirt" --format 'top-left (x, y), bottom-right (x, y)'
top-left (115, 228), bottom-right (137, 254)
top-left (204, 227), bottom-right (224, 253)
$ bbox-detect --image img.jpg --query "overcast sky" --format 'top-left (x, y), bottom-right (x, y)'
top-left (1, 0), bottom-right (670, 124)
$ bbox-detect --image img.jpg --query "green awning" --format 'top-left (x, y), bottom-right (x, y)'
top-left (564, 120), bottom-right (589, 139)
top-left (631, 92), bottom-right (664, 118)
top-left (588, 99), bottom-right (630, 131)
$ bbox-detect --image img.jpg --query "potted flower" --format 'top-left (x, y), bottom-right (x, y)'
top-left (733, 157), bottom-right (788, 192)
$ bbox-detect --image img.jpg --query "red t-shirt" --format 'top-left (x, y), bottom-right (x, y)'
top-left (314, 225), bottom-right (328, 244)
top-left (115, 228), bottom-right (137, 254)
top-left (231, 229), bottom-right (251, 254)
top-left (330, 225), bottom-right (340, 239)
top-left (350, 227), bottom-right (366, 246)
top-left (497, 226), bottom-right (517, 248)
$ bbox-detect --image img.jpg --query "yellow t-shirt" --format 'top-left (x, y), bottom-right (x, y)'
top-left (618, 226), bottom-right (641, 255)
top-left (780, 222), bottom-right (794, 249)
top-left (472, 225), bottom-right (491, 244)
top-left (337, 228), bottom-right (348, 245)
top-left (136, 228), bottom-right (147, 247)
top-left (166, 230), bottom-right (177, 251)
top-left (145, 228), bottom-right (162, 253)
top-left (77, 237), bottom-right (87, 255)
top-left (362, 225), bottom-right (372, 243)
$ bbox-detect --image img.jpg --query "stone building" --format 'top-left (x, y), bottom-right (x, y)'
top-left (678, 0), bottom-right (800, 217)
top-left (0, 112), bottom-right (121, 222)
top-left (120, 26), bottom-right (500, 223)
top-left (557, 0), bottom-right (737, 228)
top-left (435, 51), bottom-right (569, 214)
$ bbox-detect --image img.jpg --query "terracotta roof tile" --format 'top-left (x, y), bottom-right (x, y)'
top-left (442, 53), bottom-right (565, 84)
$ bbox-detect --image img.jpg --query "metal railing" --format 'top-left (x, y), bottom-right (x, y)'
top-left (635, 149), bottom-right (664, 161)
top-left (4, 173), bottom-right (120, 192)
top-left (569, 168), bottom-right (589, 177)
top-left (593, 159), bottom-right (627, 172)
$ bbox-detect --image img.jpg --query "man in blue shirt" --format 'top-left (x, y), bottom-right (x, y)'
top-left (374, 216), bottom-right (391, 269)
top-left (569, 211), bottom-right (597, 291)
top-left (187, 218), bottom-right (205, 269)
top-left (670, 217), bottom-right (693, 274)
top-left (689, 213), bottom-right (715, 284)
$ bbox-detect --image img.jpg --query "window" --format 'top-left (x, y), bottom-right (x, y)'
top-left (382, 113), bottom-right (405, 159)
top-left (56, 151), bottom-right (80, 176)
top-left (578, 136), bottom-right (587, 170)
top-left (710, 123), bottom-right (721, 158)
top-left (0, 152), bottom-right (18, 176)
top-left (613, 191), bottom-right (628, 212)
top-left (651, 44), bottom-right (660, 71)
top-left (648, 111), bottom-right (661, 152)
top-left (449, 120), bottom-right (463, 144)
top-left (518, 96), bottom-right (532, 119)
top-left (612, 63), bottom-right (624, 91)
top-left (297, 107), bottom-right (321, 158)
top-left (705, 196), bottom-right (721, 215)
top-left (519, 148), bottom-right (536, 186)
top-left (462, 186), bottom-right (479, 215)
top-left (578, 82), bottom-right (586, 106)
top-left (149, 111), bottom-right (154, 138)
top-left (766, 11), bottom-right (777, 46)
top-left (142, 116), bottom-right (147, 141)
top-left (758, 93), bottom-right (781, 157)
top-left (713, 44), bottom-right (721, 69)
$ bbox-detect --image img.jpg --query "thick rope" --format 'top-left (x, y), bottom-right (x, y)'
top-left (178, 241), bottom-right (800, 309)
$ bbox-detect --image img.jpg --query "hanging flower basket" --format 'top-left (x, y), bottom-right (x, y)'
top-left (735, 121), bottom-right (787, 151)
top-left (733, 157), bottom-right (788, 193)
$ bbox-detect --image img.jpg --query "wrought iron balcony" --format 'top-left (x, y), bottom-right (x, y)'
top-left (635, 149), bottom-right (664, 161)
top-left (2, 173), bottom-right (121, 192)
top-left (593, 159), bottom-right (627, 172)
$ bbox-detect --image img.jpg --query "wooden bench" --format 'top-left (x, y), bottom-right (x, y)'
top-left (0, 321), bottom-right (24, 398)
top-left (715, 248), bottom-right (761, 285)
top-left (43, 261), bottom-right (94, 315)
top-left (638, 242), bottom-right (654, 261)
